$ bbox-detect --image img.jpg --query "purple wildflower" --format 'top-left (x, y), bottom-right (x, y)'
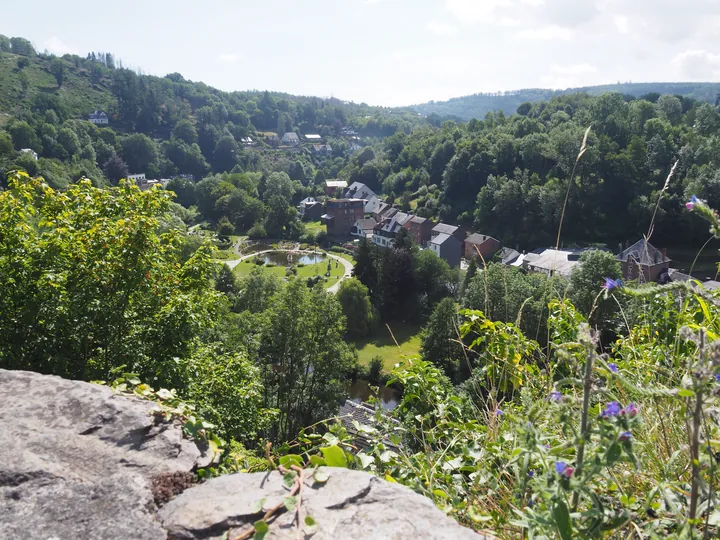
top-left (550, 391), bottom-right (562, 402)
top-left (564, 466), bottom-right (575, 478)
top-left (715, 373), bottom-right (720, 383)
top-left (603, 277), bottom-right (623, 291)
top-left (686, 195), bottom-right (699, 211)
top-left (619, 431), bottom-right (632, 442)
top-left (602, 401), bottom-right (622, 417)
top-left (555, 461), bottom-right (567, 474)
top-left (623, 403), bottom-right (638, 418)
top-left (609, 363), bottom-right (618, 374)
top-left (528, 469), bottom-right (535, 478)
top-left (496, 408), bottom-right (504, 416)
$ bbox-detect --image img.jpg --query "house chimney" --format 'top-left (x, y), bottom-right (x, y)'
top-left (661, 248), bottom-right (667, 260)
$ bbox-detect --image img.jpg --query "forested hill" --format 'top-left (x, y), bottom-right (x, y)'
top-left (412, 82), bottom-right (720, 120)
top-left (0, 34), bottom-right (436, 188)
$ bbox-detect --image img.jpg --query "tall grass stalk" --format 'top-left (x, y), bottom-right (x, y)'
top-left (554, 126), bottom-right (591, 252)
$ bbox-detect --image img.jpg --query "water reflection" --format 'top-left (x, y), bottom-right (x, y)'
top-left (348, 379), bottom-right (401, 411)
top-left (261, 251), bottom-right (327, 266)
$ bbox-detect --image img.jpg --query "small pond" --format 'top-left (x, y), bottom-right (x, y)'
top-left (348, 379), bottom-right (401, 411)
top-left (261, 251), bottom-right (327, 266)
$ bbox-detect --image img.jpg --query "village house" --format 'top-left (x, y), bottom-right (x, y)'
top-left (240, 137), bottom-right (254, 147)
top-left (322, 198), bottom-right (365, 237)
top-left (464, 233), bottom-right (500, 261)
top-left (618, 239), bottom-right (671, 283)
top-left (404, 216), bottom-right (435, 247)
top-left (365, 196), bottom-right (391, 219)
top-left (523, 249), bottom-right (583, 278)
top-left (282, 132), bottom-right (300, 147)
top-left (348, 143), bottom-right (362, 153)
top-left (324, 179), bottom-right (348, 196)
top-left (372, 212), bottom-right (413, 248)
top-left (88, 110), bottom-right (108, 125)
top-left (304, 134), bottom-right (322, 142)
top-left (497, 247), bottom-right (521, 265)
top-left (311, 144), bottom-right (333, 158)
top-left (351, 218), bottom-right (377, 239)
top-left (344, 182), bottom-right (376, 201)
top-left (265, 134), bottom-right (281, 148)
top-left (429, 233), bottom-right (462, 267)
top-left (128, 173), bottom-right (146, 182)
top-left (431, 223), bottom-right (466, 243)
top-left (297, 197), bottom-right (325, 221)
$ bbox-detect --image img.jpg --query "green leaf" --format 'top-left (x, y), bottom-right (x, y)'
top-left (677, 388), bottom-right (696, 398)
top-left (304, 514), bottom-right (318, 535)
top-left (468, 506), bottom-right (491, 523)
top-left (283, 495), bottom-right (298, 512)
top-left (433, 489), bottom-right (449, 499)
top-left (552, 500), bottom-right (572, 540)
top-left (279, 454), bottom-right (303, 468)
top-left (251, 497), bottom-right (266, 514)
top-left (606, 443), bottom-right (622, 463)
top-left (283, 471), bottom-right (297, 490)
top-left (320, 445), bottom-right (348, 468)
top-left (313, 469), bottom-right (329, 484)
top-left (309, 455), bottom-right (326, 467)
top-left (356, 452), bottom-right (374, 469)
top-left (253, 519), bottom-right (269, 540)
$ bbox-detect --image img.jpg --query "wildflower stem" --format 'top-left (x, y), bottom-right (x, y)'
top-left (572, 344), bottom-right (594, 512)
top-left (689, 329), bottom-right (705, 521)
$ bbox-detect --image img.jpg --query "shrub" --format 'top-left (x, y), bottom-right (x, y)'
top-left (299, 243), bottom-right (309, 250)
top-left (368, 356), bottom-right (383, 382)
top-left (247, 222), bottom-right (267, 239)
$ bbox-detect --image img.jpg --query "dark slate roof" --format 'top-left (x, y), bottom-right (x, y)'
top-left (410, 216), bottom-right (428, 224)
top-left (364, 195), bottom-right (388, 215)
top-left (356, 218), bottom-right (377, 231)
top-left (432, 223), bottom-right (460, 235)
top-left (344, 182), bottom-right (376, 201)
top-left (618, 239), bottom-right (671, 266)
top-left (497, 247), bottom-right (520, 265)
top-left (298, 197), bottom-right (316, 206)
top-left (466, 233), bottom-right (497, 245)
top-left (431, 232), bottom-right (455, 246)
top-left (337, 400), bottom-right (399, 450)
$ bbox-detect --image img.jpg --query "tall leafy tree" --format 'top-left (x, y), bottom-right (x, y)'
top-left (50, 58), bottom-right (65, 88)
top-left (336, 278), bottom-right (375, 339)
top-left (420, 297), bottom-right (466, 382)
top-left (259, 279), bottom-right (356, 440)
top-left (0, 172), bottom-right (220, 387)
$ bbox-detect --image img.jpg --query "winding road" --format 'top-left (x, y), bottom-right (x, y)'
top-left (224, 248), bottom-right (354, 294)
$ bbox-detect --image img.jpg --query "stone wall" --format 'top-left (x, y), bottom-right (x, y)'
top-left (0, 369), bottom-right (488, 539)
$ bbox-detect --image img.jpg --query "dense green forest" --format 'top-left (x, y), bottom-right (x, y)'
top-left (412, 82), bottom-right (720, 120)
top-left (2, 34), bottom-right (719, 254)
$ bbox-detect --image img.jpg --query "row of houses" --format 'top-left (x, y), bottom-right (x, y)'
top-left (314, 181), bottom-right (710, 286)
top-left (318, 182), bottom-right (504, 268)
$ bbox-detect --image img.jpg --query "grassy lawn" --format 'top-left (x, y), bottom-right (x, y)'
top-left (304, 221), bottom-right (325, 236)
top-left (233, 261), bottom-right (287, 279)
top-left (233, 257), bottom-right (345, 289)
top-left (211, 249), bottom-right (240, 261)
top-left (351, 321), bottom-right (424, 371)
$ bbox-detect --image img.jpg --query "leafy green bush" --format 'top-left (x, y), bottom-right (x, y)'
top-left (247, 222), bottom-right (267, 239)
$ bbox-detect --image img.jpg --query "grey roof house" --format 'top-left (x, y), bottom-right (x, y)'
top-left (429, 232), bottom-right (462, 267)
top-left (618, 239), bottom-right (671, 283)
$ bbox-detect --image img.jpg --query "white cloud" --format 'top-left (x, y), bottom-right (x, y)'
top-left (551, 63), bottom-right (597, 75)
top-left (672, 49), bottom-right (720, 79)
top-left (427, 20), bottom-right (458, 36)
top-left (218, 53), bottom-right (239, 63)
top-left (514, 25), bottom-right (574, 40)
top-left (613, 15), bottom-right (629, 33)
top-left (42, 37), bottom-right (77, 56)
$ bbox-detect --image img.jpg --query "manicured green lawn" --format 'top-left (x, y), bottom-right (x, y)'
top-left (233, 261), bottom-right (287, 279)
top-left (232, 257), bottom-right (346, 289)
top-left (351, 321), bottom-right (424, 371)
top-left (211, 249), bottom-right (240, 261)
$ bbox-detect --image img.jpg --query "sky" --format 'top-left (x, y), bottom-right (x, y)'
top-left (2, 0), bottom-right (720, 107)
